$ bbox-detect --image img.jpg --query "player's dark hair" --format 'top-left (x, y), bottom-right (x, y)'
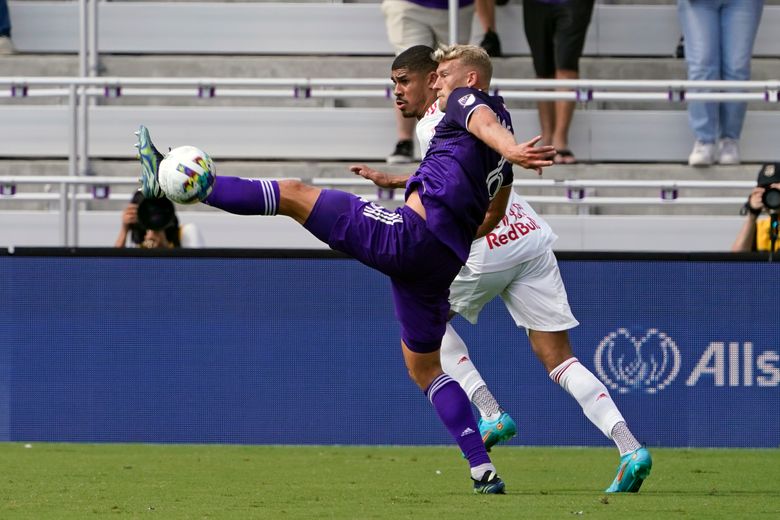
top-left (392, 45), bottom-right (437, 74)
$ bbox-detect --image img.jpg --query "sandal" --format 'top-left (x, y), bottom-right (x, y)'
top-left (554, 149), bottom-right (577, 165)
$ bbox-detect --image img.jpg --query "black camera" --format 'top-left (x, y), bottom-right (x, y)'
top-left (128, 192), bottom-right (178, 246)
top-left (762, 187), bottom-right (780, 211)
top-left (137, 197), bottom-right (176, 231)
top-left (757, 163), bottom-right (780, 212)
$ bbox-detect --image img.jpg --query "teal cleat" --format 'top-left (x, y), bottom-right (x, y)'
top-left (605, 447), bottom-right (652, 493)
top-left (472, 470), bottom-right (506, 495)
top-left (478, 412), bottom-right (517, 451)
top-left (134, 125), bottom-right (164, 198)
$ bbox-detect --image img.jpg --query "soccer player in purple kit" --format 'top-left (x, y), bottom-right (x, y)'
top-left (135, 44), bottom-right (555, 494)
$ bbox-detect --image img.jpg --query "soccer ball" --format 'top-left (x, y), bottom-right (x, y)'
top-left (158, 145), bottom-right (216, 204)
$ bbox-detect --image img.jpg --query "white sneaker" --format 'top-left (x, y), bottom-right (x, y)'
top-left (688, 141), bottom-right (717, 167)
top-left (718, 138), bottom-right (740, 165)
top-left (0, 36), bottom-right (14, 55)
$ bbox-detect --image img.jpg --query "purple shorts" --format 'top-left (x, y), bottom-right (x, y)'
top-left (304, 189), bottom-right (463, 353)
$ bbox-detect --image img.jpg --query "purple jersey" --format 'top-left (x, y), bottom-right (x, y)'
top-left (405, 87), bottom-right (514, 263)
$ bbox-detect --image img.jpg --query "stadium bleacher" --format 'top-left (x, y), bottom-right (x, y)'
top-left (2, 0), bottom-right (779, 249)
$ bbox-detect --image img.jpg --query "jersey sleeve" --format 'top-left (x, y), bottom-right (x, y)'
top-left (501, 164), bottom-right (514, 187)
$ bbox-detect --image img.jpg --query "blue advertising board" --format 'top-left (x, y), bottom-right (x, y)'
top-left (0, 251), bottom-right (777, 447)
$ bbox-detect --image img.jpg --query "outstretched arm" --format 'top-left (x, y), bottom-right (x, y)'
top-left (475, 185), bottom-right (511, 239)
top-left (467, 106), bottom-right (556, 175)
top-left (350, 164), bottom-right (410, 189)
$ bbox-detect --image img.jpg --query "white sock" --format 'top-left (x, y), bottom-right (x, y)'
top-left (611, 421), bottom-right (642, 456)
top-left (471, 385), bottom-right (502, 421)
top-left (470, 462), bottom-right (497, 480)
top-left (549, 357), bottom-right (625, 440)
top-left (440, 323), bottom-right (492, 415)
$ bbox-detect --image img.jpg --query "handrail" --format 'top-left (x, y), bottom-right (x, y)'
top-left (2, 76), bottom-right (767, 246)
top-left (2, 77), bottom-right (780, 103)
top-left (2, 77), bottom-right (779, 89)
top-left (0, 176), bottom-right (751, 207)
top-left (0, 176), bottom-right (756, 190)
top-left (0, 175), bottom-right (749, 245)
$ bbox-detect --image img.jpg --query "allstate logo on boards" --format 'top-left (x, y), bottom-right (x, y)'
top-left (594, 328), bottom-right (681, 394)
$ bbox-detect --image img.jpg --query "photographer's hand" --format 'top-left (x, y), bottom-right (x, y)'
top-left (114, 203), bottom-right (139, 248)
top-left (747, 187), bottom-right (765, 215)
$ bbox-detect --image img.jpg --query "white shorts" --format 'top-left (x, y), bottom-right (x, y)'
top-left (381, 0), bottom-right (474, 54)
top-left (449, 249), bottom-right (580, 331)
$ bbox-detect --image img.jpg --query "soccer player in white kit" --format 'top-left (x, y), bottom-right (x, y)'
top-left (352, 45), bottom-right (653, 493)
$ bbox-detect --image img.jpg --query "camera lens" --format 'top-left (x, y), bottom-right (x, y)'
top-left (762, 188), bottom-right (780, 211)
top-left (137, 197), bottom-right (176, 231)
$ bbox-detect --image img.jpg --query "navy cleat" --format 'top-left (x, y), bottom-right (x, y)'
top-left (134, 125), bottom-right (164, 198)
top-left (472, 470), bottom-right (506, 494)
top-left (605, 447), bottom-right (652, 493)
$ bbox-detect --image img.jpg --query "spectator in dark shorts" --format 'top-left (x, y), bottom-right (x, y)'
top-left (523, 0), bottom-right (595, 164)
top-left (380, 0), bottom-right (475, 164)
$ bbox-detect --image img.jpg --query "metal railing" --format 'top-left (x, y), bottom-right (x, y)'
top-left (4, 76), bottom-right (780, 101)
top-left (0, 175), bottom-right (756, 246)
top-left (2, 75), bottom-right (776, 245)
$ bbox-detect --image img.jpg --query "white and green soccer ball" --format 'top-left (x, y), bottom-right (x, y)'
top-left (158, 145), bottom-right (216, 204)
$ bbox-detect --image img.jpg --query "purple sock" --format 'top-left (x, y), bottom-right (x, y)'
top-left (203, 176), bottom-right (280, 215)
top-left (426, 374), bottom-right (491, 468)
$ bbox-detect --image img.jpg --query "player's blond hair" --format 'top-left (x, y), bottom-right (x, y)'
top-left (432, 44), bottom-right (493, 84)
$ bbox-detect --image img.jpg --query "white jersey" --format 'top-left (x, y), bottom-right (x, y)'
top-left (415, 99), bottom-right (443, 156)
top-left (416, 100), bottom-right (558, 274)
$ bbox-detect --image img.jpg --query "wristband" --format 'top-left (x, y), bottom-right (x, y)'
top-left (740, 200), bottom-right (762, 217)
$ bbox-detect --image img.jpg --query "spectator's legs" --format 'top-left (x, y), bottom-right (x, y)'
top-left (0, 1), bottom-right (10, 37)
top-left (678, 0), bottom-right (721, 144)
top-left (523, 0), bottom-right (555, 146)
top-left (536, 94), bottom-right (555, 147)
top-left (475, 0), bottom-right (501, 57)
top-left (552, 69), bottom-right (578, 154)
top-left (0, 0), bottom-right (13, 55)
top-left (719, 0), bottom-right (764, 141)
top-left (535, 0), bottom-right (593, 161)
top-left (429, 3), bottom-right (474, 47)
top-left (396, 113), bottom-right (416, 147)
top-left (475, 0), bottom-right (496, 36)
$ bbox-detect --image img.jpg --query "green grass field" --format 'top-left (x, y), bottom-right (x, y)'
top-left (1, 443), bottom-right (778, 519)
